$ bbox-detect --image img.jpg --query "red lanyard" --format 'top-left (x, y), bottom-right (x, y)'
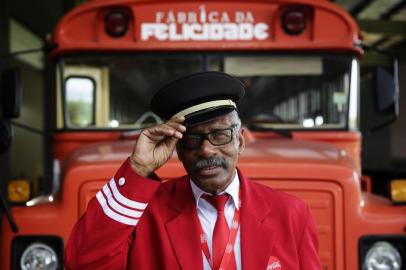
top-left (196, 198), bottom-right (241, 270)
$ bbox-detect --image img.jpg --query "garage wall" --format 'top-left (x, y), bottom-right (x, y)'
top-left (0, 0), bottom-right (10, 196)
top-left (8, 59), bottom-right (44, 190)
top-left (391, 60), bottom-right (406, 169)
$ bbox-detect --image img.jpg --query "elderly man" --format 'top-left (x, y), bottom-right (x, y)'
top-left (65, 72), bottom-right (322, 270)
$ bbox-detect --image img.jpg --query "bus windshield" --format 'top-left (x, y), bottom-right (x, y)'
top-left (60, 54), bottom-right (353, 130)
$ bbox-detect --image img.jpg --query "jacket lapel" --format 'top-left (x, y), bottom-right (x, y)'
top-left (165, 177), bottom-right (204, 270)
top-left (238, 170), bottom-right (275, 269)
top-left (164, 171), bottom-right (275, 270)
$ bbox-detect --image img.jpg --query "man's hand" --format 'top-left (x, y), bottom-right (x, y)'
top-left (129, 117), bottom-right (186, 177)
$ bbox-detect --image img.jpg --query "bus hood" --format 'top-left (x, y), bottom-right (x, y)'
top-left (65, 137), bottom-right (355, 172)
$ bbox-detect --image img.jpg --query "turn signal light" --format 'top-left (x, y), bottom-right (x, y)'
top-left (8, 179), bottom-right (31, 202)
top-left (391, 179), bottom-right (406, 204)
top-left (282, 8), bottom-right (306, 35)
top-left (105, 10), bottom-right (130, 38)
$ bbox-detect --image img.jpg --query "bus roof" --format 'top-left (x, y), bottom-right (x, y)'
top-left (51, 0), bottom-right (362, 57)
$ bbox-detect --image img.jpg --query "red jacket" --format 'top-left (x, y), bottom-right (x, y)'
top-left (65, 159), bottom-right (322, 269)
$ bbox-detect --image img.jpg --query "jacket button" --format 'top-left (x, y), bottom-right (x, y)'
top-left (118, 177), bottom-right (126, 186)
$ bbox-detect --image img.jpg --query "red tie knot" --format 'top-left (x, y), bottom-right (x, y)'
top-left (202, 194), bottom-right (230, 212)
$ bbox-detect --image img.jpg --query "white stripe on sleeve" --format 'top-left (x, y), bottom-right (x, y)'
top-left (96, 191), bottom-right (139, 226)
top-left (102, 184), bottom-right (143, 218)
top-left (108, 179), bottom-right (148, 210)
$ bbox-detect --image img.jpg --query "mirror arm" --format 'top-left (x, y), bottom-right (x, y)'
top-left (0, 43), bottom-right (56, 59)
top-left (0, 189), bottom-right (19, 233)
top-left (362, 45), bottom-right (396, 58)
top-left (10, 120), bottom-right (45, 135)
top-left (369, 115), bottom-right (397, 133)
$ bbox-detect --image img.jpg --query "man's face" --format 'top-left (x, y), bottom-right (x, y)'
top-left (177, 112), bottom-right (245, 194)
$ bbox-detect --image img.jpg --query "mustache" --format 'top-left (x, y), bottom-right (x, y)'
top-left (193, 156), bottom-right (229, 171)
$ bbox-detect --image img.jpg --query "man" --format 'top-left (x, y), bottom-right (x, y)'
top-left (65, 72), bottom-right (322, 270)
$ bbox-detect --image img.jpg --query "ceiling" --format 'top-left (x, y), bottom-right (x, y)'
top-left (8, 0), bottom-right (406, 57)
top-left (335, 0), bottom-right (406, 56)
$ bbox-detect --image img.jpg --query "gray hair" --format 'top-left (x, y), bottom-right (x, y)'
top-left (229, 110), bottom-right (242, 131)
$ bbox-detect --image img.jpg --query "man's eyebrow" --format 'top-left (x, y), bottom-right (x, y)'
top-left (213, 124), bottom-right (238, 131)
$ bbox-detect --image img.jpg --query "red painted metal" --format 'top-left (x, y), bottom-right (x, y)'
top-left (1, 1), bottom-right (404, 270)
top-left (50, 0), bottom-right (362, 57)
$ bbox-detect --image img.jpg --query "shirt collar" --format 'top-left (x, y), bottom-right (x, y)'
top-left (190, 170), bottom-right (240, 210)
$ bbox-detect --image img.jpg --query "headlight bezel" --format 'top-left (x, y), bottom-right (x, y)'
top-left (359, 235), bottom-right (406, 270)
top-left (11, 235), bottom-right (64, 270)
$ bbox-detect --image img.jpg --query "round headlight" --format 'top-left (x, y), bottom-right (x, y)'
top-left (364, 241), bottom-right (402, 270)
top-left (20, 242), bottom-right (58, 270)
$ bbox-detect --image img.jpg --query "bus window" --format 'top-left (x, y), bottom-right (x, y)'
top-left (60, 55), bottom-right (203, 129)
top-left (65, 77), bottom-right (95, 127)
top-left (58, 54), bottom-right (354, 130)
top-left (209, 55), bottom-right (353, 129)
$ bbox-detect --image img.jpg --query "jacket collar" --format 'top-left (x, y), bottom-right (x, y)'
top-left (165, 169), bottom-right (275, 269)
top-left (165, 175), bottom-right (204, 270)
top-left (238, 168), bottom-right (275, 269)
top-left (190, 169), bottom-right (240, 210)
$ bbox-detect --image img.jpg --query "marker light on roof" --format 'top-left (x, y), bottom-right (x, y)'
top-left (282, 9), bottom-right (306, 35)
top-left (105, 10), bottom-right (129, 38)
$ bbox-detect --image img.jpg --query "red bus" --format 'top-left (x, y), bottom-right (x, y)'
top-left (1, 0), bottom-right (405, 269)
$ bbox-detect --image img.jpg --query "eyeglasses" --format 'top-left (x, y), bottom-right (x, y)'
top-left (180, 125), bottom-right (238, 149)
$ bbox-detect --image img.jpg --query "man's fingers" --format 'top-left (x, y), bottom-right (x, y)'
top-left (166, 117), bottom-right (186, 133)
top-left (170, 116), bottom-right (185, 124)
top-left (145, 124), bottom-right (184, 141)
top-left (168, 120), bottom-right (186, 139)
top-left (130, 117), bottom-right (186, 176)
top-left (144, 117), bottom-right (186, 139)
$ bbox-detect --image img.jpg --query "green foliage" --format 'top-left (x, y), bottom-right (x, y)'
top-left (67, 101), bottom-right (93, 127)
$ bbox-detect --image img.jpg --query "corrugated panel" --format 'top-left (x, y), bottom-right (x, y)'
top-left (79, 180), bottom-right (105, 215)
top-left (79, 179), bottom-right (344, 269)
top-left (255, 179), bottom-right (344, 270)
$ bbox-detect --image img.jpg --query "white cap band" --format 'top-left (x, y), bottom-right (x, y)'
top-left (172, 99), bottom-right (236, 119)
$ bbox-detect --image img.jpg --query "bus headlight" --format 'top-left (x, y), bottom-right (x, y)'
top-left (364, 241), bottom-right (401, 270)
top-left (20, 243), bottom-right (58, 270)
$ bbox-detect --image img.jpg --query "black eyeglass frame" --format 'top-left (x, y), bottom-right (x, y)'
top-left (179, 124), bottom-right (239, 149)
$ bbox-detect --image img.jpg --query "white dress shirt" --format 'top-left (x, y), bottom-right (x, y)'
top-left (190, 171), bottom-right (241, 270)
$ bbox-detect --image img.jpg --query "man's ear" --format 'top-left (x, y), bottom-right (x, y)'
top-left (238, 128), bottom-right (245, 155)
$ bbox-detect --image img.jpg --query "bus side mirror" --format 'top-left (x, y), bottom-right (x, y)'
top-left (368, 56), bottom-right (399, 132)
top-left (373, 66), bottom-right (399, 116)
top-left (1, 68), bottom-right (22, 119)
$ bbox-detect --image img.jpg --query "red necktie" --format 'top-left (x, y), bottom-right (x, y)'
top-left (202, 194), bottom-right (237, 270)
